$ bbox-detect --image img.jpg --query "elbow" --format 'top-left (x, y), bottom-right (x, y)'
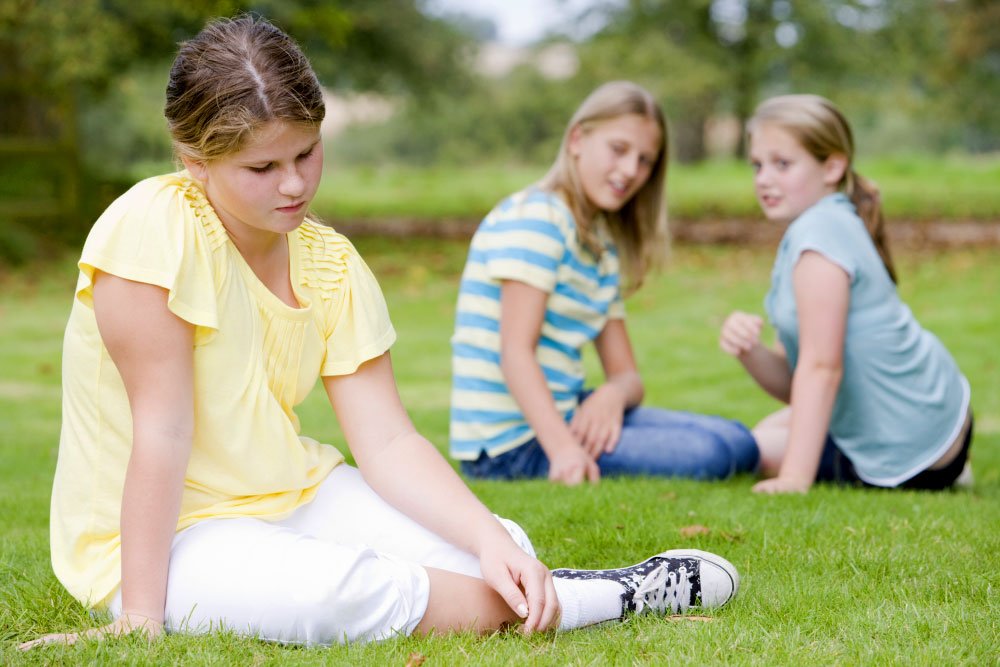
top-left (632, 375), bottom-right (645, 406)
top-left (795, 358), bottom-right (844, 387)
top-left (498, 342), bottom-right (533, 380)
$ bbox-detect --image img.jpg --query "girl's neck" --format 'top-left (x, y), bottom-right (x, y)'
top-left (226, 224), bottom-right (286, 266)
top-left (226, 226), bottom-right (299, 308)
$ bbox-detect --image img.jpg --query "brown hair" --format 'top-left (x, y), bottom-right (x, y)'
top-left (539, 81), bottom-right (669, 294)
top-left (165, 15), bottom-right (325, 163)
top-left (748, 94), bottom-right (896, 283)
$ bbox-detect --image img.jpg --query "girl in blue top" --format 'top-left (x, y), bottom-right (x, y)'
top-left (451, 81), bottom-right (758, 486)
top-left (720, 94), bottom-right (973, 494)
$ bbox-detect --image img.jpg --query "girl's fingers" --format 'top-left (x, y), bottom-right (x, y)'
top-left (517, 562), bottom-right (555, 633)
top-left (536, 574), bottom-right (561, 632)
top-left (604, 424), bottom-right (621, 453)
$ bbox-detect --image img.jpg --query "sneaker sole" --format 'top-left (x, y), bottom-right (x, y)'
top-left (654, 549), bottom-right (739, 609)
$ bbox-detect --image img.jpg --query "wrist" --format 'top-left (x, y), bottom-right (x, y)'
top-left (541, 437), bottom-right (582, 459)
top-left (776, 471), bottom-right (814, 488)
top-left (120, 611), bottom-right (164, 627)
top-left (597, 382), bottom-right (628, 407)
top-left (470, 518), bottom-right (520, 557)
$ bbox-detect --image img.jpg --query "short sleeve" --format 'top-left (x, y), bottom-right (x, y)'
top-left (310, 235), bottom-right (396, 376)
top-left (477, 193), bottom-right (572, 293)
top-left (786, 197), bottom-right (859, 279)
top-left (607, 295), bottom-right (626, 320)
top-left (75, 174), bottom-right (222, 342)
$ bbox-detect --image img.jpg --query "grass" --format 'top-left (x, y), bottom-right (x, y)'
top-left (314, 153), bottom-right (1000, 223)
top-left (1, 242), bottom-right (998, 665)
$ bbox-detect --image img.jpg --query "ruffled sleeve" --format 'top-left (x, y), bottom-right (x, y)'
top-left (75, 173), bottom-right (226, 343)
top-left (296, 223), bottom-right (396, 376)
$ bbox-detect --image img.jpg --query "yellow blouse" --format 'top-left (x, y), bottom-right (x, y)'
top-left (51, 172), bottom-right (395, 607)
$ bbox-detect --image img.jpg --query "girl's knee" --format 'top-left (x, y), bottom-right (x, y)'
top-left (698, 436), bottom-right (738, 479)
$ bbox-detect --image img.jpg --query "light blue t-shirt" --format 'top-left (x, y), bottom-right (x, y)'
top-left (449, 187), bottom-right (624, 460)
top-left (765, 193), bottom-right (969, 486)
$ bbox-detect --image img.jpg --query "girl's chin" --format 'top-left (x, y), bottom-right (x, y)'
top-left (761, 209), bottom-right (792, 224)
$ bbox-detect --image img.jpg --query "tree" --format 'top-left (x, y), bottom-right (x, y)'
top-left (0, 0), bottom-right (471, 259)
top-left (937, 0), bottom-right (1000, 150)
top-left (575, 0), bottom-right (889, 159)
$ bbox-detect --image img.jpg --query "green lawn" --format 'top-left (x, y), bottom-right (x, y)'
top-left (315, 154), bottom-right (1000, 223)
top-left (2, 242), bottom-right (997, 665)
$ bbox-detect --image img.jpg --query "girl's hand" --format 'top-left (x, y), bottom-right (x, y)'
top-left (752, 476), bottom-right (812, 494)
top-left (570, 385), bottom-right (626, 456)
top-left (478, 538), bottom-right (560, 634)
top-left (18, 613), bottom-right (164, 651)
top-left (548, 444), bottom-right (600, 486)
top-left (720, 311), bottom-right (764, 358)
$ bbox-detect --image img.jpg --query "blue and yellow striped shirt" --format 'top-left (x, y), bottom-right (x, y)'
top-left (449, 188), bottom-right (624, 459)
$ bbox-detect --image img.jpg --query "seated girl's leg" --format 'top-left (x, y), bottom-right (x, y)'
top-left (281, 464), bottom-right (536, 572)
top-left (109, 516), bottom-right (431, 645)
top-left (595, 406), bottom-right (758, 479)
top-left (106, 465), bottom-right (536, 646)
top-left (751, 406), bottom-right (791, 477)
top-left (459, 439), bottom-right (550, 481)
top-left (756, 409), bottom-right (864, 486)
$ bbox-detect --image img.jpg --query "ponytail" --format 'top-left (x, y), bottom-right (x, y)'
top-left (846, 169), bottom-right (897, 284)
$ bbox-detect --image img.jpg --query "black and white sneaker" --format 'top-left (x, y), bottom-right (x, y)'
top-left (551, 549), bottom-right (739, 617)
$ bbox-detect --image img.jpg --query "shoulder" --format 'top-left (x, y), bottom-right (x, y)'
top-left (91, 171), bottom-right (226, 246)
top-left (480, 187), bottom-right (575, 244)
top-left (82, 171), bottom-right (227, 261)
top-left (786, 194), bottom-right (863, 243)
top-left (782, 194), bottom-right (866, 278)
top-left (94, 173), bottom-right (180, 225)
top-left (295, 221), bottom-right (368, 295)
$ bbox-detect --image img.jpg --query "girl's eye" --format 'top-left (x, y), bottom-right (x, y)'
top-left (750, 161), bottom-right (762, 173)
top-left (297, 147), bottom-right (315, 160)
top-left (610, 143), bottom-right (626, 155)
top-left (248, 163), bottom-right (273, 173)
top-left (776, 159), bottom-right (791, 170)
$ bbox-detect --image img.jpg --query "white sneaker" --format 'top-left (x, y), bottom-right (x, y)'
top-left (551, 549), bottom-right (739, 617)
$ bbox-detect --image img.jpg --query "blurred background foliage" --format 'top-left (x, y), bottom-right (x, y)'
top-left (1, 0), bottom-right (998, 264)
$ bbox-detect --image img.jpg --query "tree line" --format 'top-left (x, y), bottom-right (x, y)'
top-left (1, 0), bottom-right (996, 263)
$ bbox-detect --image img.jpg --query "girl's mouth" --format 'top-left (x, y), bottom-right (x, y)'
top-left (277, 202), bottom-right (305, 214)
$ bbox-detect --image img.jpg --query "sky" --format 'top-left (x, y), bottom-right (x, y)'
top-left (425, 0), bottom-right (622, 46)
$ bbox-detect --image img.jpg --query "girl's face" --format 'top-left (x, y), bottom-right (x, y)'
top-left (748, 122), bottom-right (844, 223)
top-left (185, 120), bottom-right (323, 243)
top-left (569, 113), bottom-right (661, 215)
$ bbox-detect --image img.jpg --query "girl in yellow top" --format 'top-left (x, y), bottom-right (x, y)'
top-left (21, 15), bottom-right (739, 650)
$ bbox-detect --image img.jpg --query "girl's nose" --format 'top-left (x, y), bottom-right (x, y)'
top-left (279, 167), bottom-right (305, 198)
top-left (620, 154), bottom-right (639, 179)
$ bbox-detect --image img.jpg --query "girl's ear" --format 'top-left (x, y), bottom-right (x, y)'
top-left (568, 125), bottom-right (584, 158)
top-left (823, 153), bottom-right (848, 187)
top-left (181, 156), bottom-right (208, 182)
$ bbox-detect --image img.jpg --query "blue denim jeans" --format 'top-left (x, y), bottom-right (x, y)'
top-left (461, 399), bottom-right (759, 481)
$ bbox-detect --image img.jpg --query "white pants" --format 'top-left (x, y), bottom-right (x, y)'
top-left (108, 464), bottom-right (535, 645)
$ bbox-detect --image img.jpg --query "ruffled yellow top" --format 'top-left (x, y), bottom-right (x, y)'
top-left (51, 172), bottom-right (395, 607)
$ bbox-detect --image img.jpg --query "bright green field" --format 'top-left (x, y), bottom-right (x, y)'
top-left (315, 154), bottom-right (1000, 222)
top-left (1, 242), bottom-right (997, 665)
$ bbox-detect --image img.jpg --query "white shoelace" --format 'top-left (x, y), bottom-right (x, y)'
top-left (633, 563), bottom-right (693, 614)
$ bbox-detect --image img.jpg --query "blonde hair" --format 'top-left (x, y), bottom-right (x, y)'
top-left (539, 81), bottom-right (669, 293)
top-left (165, 15), bottom-right (325, 163)
top-left (748, 94), bottom-right (897, 283)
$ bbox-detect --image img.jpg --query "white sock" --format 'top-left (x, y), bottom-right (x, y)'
top-left (552, 576), bottom-right (626, 631)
